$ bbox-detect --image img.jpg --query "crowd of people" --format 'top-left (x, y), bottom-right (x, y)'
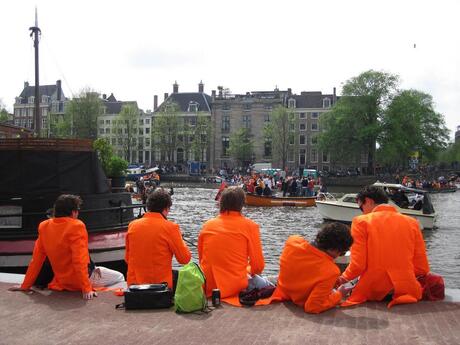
top-left (10, 183), bottom-right (441, 314)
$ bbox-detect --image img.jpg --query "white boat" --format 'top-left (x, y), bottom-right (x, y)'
top-left (316, 182), bottom-right (436, 229)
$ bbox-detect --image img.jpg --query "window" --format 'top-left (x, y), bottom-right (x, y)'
top-left (289, 135), bottom-right (294, 145)
top-left (322, 152), bottom-right (329, 163)
top-left (299, 135), bottom-right (305, 145)
top-left (299, 112), bottom-right (306, 119)
top-left (311, 136), bottom-right (318, 145)
top-left (311, 112), bottom-right (319, 119)
top-left (139, 128), bottom-right (143, 135)
top-left (299, 123), bottom-right (306, 131)
top-left (145, 127), bottom-right (150, 134)
top-left (288, 98), bottom-right (296, 108)
top-left (264, 140), bottom-right (272, 157)
top-left (99, 128), bottom-right (104, 135)
top-left (105, 119), bottom-right (110, 125)
top-left (222, 136), bottom-right (230, 156)
top-left (145, 119), bottom-right (150, 124)
top-left (323, 98), bottom-right (331, 108)
top-left (311, 148), bottom-right (318, 163)
top-left (132, 138), bottom-right (137, 146)
top-left (139, 119), bottom-right (144, 125)
top-left (188, 103), bottom-right (198, 112)
top-left (242, 115), bottom-right (251, 129)
top-left (311, 122), bottom-right (318, 131)
top-left (264, 114), bottom-right (270, 123)
top-left (263, 104), bottom-right (272, 110)
top-left (105, 128), bottom-right (110, 134)
top-left (99, 119), bottom-right (104, 125)
top-left (28, 96), bottom-right (34, 104)
top-left (189, 117), bottom-right (197, 126)
top-left (243, 103), bottom-right (251, 110)
top-left (288, 149), bottom-right (295, 162)
top-left (145, 138), bottom-right (150, 147)
top-left (118, 138), bottom-right (123, 145)
top-left (124, 128), bottom-right (128, 134)
top-left (111, 138), bottom-right (116, 145)
top-left (299, 149), bottom-right (306, 165)
top-left (222, 115), bottom-right (230, 132)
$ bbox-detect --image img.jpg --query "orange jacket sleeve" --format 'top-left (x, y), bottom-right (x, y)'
top-left (124, 232), bottom-right (130, 264)
top-left (68, 223), bottom-right (92, 293)
top-left (247, 223), bottom-right (265, 275)
top-left (305, 276), bottom-right (342, 314)
top-left (21, 237), bottom-right (46, 290)
top-left (168, 224), bottom-right (191, 265)
top-left (413, 227), bottom-right (430, 276)
top-left (342, 218), bottom-right (367, 281)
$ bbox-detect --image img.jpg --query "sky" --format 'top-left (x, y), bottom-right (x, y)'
top-left (1, 0), bottom-right (459, 139)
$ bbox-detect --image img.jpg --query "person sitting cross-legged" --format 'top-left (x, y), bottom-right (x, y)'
top-left (125, 189), bottom-right (191, 290)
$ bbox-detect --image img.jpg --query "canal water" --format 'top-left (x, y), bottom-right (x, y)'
top-left (167, 186), bottom-right (460, 288)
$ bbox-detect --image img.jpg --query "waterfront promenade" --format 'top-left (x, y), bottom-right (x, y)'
top-left (2, 274), bottom-right (460, 345)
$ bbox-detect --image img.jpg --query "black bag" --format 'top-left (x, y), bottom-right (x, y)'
top-left (116, 283), bottom-right (173, 310)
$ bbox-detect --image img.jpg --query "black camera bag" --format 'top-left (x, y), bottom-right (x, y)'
top-left (116, 283), bottom-right (173, 310)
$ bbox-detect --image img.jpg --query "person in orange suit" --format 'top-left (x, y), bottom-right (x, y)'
top-left (272, 223), bottom-right (353, 313)
top-left (336, 185), bottom-right (430, 308)
top-left (9, 194), bottom-right (124, 300)
top-left (198, 187), bottom-right (271, 299)
top-left (125, 189), bottom-right (191, 289)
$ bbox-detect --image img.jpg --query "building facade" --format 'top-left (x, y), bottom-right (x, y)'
top-left (456, 125), bottom-right (460, 144)
top-left (153, 81), bottom-right (212, 171)
top-left (13, 80), bottom-right (67, 137)
top-left (97, 93), bottom-right (152, 164)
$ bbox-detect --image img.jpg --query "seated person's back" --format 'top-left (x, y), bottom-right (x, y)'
top-left (125, 189), bottom-right (191, 288)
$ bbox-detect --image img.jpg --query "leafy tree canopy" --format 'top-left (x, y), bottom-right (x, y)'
top-left (228, 127), bottom-right (254, 167)
top-left (65, 88), bottom-right (103, 139)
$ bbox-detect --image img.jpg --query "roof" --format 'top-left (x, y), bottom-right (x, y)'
top-left (372, 182), bottom-right (427, 194)
top-left (18, 83), bottom-right (65, 104)
top-left (156, 92), bottom-right (212, 113)
top-left (103, 99), bottom-right (138, 115)
top-left (291, 92), bottom-right (336, 108)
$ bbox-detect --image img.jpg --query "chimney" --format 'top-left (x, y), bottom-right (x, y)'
top-left (287, 88), bottom-right (292, 97)
top-left (173, 81), bottom-right (179, 93)
top-left (198, 80), bottom-right (204, 93)
top-left (24, 81), bottom-right (29, 89)
top-left (56, 80), bottom-right (62, 101)
top-left (164, 93), bottom-right (169, 101)
top-left (211, 90), bottom-right (216, 101)
top-left (333, 87), bottom-right (337, 104)
top-left (154, 95), bottom-right (158, 111)
top-left (103, 94), bottom-right (107, 100)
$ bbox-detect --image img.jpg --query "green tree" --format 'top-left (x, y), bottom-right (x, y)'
top-left (264, 105), bottom-right (297, 170)
top-left (190, 114), bottom-right (212, 164)
top-left (319, 70), bottom-right (399, 173)
top-left (378, 90), bottom-right (449, 167)
top-left (152, 101), bottom-right (182, 163)
top-left (113, 103), bottom-right (140, 162)
top-left (93, 138), bottom-right (114, 176)
top-left (228, 127), bottom-right (254, 167)
top-left (0, 100), bottom-right (9, 123)
top-left (65, 89), bottom-right (103, 139)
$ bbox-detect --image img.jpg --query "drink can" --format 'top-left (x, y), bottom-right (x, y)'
top-left (212, 288), bottom-right (221, 306)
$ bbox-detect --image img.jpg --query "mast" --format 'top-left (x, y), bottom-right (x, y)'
top-left (29, 8), bottom-right (41, 136)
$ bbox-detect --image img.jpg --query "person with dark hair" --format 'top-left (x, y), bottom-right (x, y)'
top-left (9, 194), bottom-right (124, 300)
top-left (269, 223), bottom-right (353, 313)
top-left (336, 185), bottom-right (430, 308)
top-left (198, 187), bottom-right (271, 301)
top-left (125, 188), bottom-right (191, 289)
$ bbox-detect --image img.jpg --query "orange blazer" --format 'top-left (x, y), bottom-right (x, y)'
top-left (198, 211), bottom-right (265, 298)
top-left (125, 212), bottom-right (191, 287)
top-left (342, 204), bottom-right (430, 307)
top-left (273, 236), bottom-right (342, 314)
top-left (22, 217), bottom-right (92, 293)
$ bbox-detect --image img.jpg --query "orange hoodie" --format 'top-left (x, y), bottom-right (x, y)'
top-left (125, 212), bottom-right (191, 287)
top-left (198, 211), bottom-right (265, 298)
top-left (21, 217), bottom-right (92, 293)
top-left (272, 236), bottom-right (342, 313)
top-left (342, 204), bottom-right (430, 308)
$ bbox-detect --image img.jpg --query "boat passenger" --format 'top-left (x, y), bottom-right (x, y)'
top-left (262, 184), bottom-right (272, 196)
top-left (272, 223), bottom-right (353, 314)
top-left (336, 185), bottom-right (430, 308)
top-left (125, 189), bottom-right (191, 290)
top-left (198, 187), bottom-right (271, 300)
top-left (9, 194), bottom-right (125, 300)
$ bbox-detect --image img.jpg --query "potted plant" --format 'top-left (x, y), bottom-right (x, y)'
top-left (93, 138), bottom-right (128, 191)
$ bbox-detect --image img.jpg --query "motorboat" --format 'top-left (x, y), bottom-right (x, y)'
top-left (245, 193), bottom-right (316, 207)
top-left (0, 138), bottom-right (140, 273)
top-left (315, 182), bottom-right (436, 229)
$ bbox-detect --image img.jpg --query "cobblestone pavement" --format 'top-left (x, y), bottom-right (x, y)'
top-left (1, 282), bottom-right (460, 345)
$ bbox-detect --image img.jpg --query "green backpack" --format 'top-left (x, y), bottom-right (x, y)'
top-left (174, 262), bottom-right (208, 313)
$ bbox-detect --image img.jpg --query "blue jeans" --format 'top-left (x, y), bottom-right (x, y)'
top-left (247, 274), bottom-right (274, 290)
